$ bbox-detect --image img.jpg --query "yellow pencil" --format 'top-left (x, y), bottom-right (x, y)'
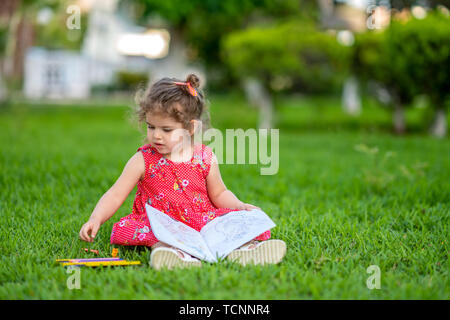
top-left (61, 260), bottom-right (141, 267)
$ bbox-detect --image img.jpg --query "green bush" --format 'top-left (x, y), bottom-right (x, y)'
top-left (222, 21), bottom-right (352, 94)
top-left (90, 71), bottom-right (149, 95)
top-left (115, 70), bottom-right (149, 91)
top-left (388, 11), bottom-right (450, 108)
top-left (353, 10), bottom-right (450, 109)
top-left (0, 26), bottom-right (7, 57)
top-left (34, 11), bottom-right (88, 51)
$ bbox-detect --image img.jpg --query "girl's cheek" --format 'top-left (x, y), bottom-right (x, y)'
top-left (168, 132), bottom-right (182, 144)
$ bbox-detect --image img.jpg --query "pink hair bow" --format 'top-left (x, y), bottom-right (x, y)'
top-left (173, 81), bottom-right (198, 97)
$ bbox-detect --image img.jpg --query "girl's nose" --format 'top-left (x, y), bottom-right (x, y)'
top-left (152, 128), bottom-right (162, 140)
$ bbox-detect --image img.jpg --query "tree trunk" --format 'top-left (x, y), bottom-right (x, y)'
top-left (242, 77), bottom-right (274, 129)
top-left (3, 9), bottom-right (21, 78)
top-left (12, 15), bottom-right (35, 79)
top-left (342, 75), bottom-right (361, 116)
top-left (0, 72), bottom-right (7, 104)
top-left (317, 0), bottom-right (334, 25)
top-left (429, 107), bottom-right (447, 138)
top-left (392, 101), bottom-right (406, 134)
top-left (0, 0), bottom-right (21, 103)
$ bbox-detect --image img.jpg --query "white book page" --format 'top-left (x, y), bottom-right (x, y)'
top-left (199, 209), bottom-right (276, 260)
top-left (145, 204), bottom-right (217, 262)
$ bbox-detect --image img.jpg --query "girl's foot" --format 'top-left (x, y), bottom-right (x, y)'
top-left (226, 239), bottom-right (286, 266)
top-left (149, 244), bottom-right (202, 270)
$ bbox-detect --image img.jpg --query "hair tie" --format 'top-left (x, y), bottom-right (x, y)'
top-left (173, 81), bottom-right (198, 97)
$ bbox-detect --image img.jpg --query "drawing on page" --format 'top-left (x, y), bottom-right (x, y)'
top-left (154, 211), bottom-right (210, 255)
top-left (213, 214), bottom-right (269, 242)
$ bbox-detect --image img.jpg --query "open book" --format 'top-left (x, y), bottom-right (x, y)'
top-left (145, 204), bottom-right (276, 263)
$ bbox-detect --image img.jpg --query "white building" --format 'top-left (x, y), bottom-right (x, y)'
top-left (23, 0), bottom-right (205, 100)
top-left (24, 47), bottom-right (90, 99)
top-left (23, 0), bottom-right (140, 99)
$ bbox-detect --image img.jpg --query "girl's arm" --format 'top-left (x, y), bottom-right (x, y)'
top-left (206, 153), bottom-right (260, 211)
top-left (79, 152), bottom-right (145, 242)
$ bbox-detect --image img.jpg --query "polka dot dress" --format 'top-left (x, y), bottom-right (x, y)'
top-left (110, 143), bottom-right (271, 247)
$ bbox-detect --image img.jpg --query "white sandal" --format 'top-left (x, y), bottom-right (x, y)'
top-left (150, 246), bottom-right (202, 270)
top-left (227, 239), bottom-right (287, 266)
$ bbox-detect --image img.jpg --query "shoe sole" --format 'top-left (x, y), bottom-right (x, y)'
top-left (227, 239), bottom-right (286, 266)
top-left (150, 249), bottom-right (202, 270)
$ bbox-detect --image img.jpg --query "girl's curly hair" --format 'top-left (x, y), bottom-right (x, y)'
top-left (133, 73), bottom-right (211, 133)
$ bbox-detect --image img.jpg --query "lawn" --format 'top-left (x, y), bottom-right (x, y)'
top-left (0, 93), bottom-right (448, 299)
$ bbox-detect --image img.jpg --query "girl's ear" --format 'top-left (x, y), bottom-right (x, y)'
top-left (188, 119), bottom-right (200, 136)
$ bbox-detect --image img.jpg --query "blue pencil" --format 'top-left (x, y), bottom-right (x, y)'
top-left (56, 258), bottom-right (123, 263)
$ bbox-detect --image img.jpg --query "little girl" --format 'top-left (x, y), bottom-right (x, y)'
top-left (79, 74), bottom-right (286, 269)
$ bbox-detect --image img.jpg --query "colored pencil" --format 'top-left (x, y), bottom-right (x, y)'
top-left (56, 257), bottom-right (122, 263)
top-left (61, 260), bottom-right (141, 267)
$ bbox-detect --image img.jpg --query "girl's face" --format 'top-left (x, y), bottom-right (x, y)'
top-left (145, 112), bottom-right (191, 156)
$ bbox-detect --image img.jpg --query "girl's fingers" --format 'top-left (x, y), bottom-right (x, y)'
top-left (80, 227), bottom-right (87, 241)
top-left (90, 223), bottom-right (100, 240)
top-left (79, 225), bottom-right (86, 241)
top-left (79, 221), bottom-right (100, 242)
top-left (80, 223), bottom-right (92, 242)
top-left (245, 204), bottom-right (260, 211)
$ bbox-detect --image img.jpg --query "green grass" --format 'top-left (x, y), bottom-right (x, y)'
top-left (0, 94), bottom-right (448, 299)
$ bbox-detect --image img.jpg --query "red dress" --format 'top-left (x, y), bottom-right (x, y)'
top-left (110, 143), bottom-right (271, 247)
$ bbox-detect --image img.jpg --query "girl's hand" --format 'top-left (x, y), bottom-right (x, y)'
top-left (236, 202), bottom-right (261, 211)
top-left (79, 219), bottom-right (101, 242)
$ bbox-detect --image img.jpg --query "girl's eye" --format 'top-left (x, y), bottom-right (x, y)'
top-left (147, 125), bottom-right (171, 132)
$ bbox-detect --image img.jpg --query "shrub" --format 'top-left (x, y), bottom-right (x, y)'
top-left (115, 70), bottom-right (149, 91)
top-left (353, 10), bottom-right (450, 135)
top-left (222, 21), bottom-right (352, 94)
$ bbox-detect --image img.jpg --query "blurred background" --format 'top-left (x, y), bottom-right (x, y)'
top-left (0, 0), bottom-right (449, 137)
top-left (1, 1), bottom-right (449, 300)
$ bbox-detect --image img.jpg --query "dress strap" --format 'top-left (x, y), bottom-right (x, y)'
top-left (200, 144), bottom-right (214, 178)
top-left (137, 144), bottom-right (158, 179)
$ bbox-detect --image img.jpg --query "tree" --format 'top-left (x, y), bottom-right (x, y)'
top-left (222, 20), bottom-right (352, 128)
top-left (120, 0), bottom-right (318, 90)
top-left (352, 10), bottom-right (449, 136)
top-left (393, 11), bottom-right (449, 138)
top-left (0, 0), bottom-right (86, 103)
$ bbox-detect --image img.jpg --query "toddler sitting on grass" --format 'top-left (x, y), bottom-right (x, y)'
top-left (79, 74), bottom-right (286, 269)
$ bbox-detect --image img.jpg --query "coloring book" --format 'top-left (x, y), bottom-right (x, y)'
top-left (145, 204), bottom-right (276, 262)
